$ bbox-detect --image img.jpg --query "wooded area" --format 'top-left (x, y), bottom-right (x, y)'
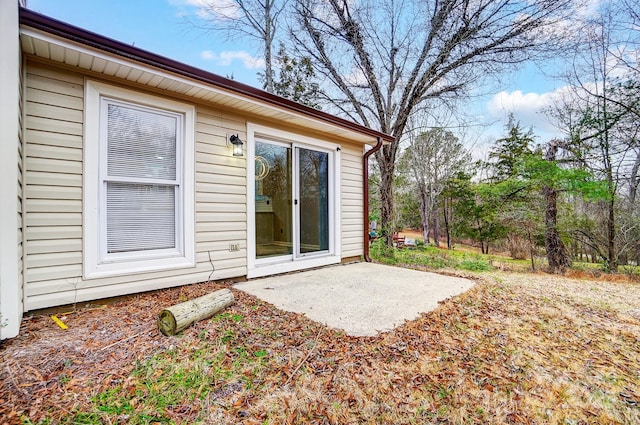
top-left (189, 0), bottom-right (640, 274)
top-left (381, 0), bottom-right (640, 273)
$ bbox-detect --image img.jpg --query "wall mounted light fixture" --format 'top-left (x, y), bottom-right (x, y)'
top-left (228, 134), bottom-right (244, 157)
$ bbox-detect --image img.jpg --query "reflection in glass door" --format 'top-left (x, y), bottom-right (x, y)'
top-left (254, 140), bottom-right (331, 261)
top-left (297, 147), bottom-right (329, 255)
top-left (255, 141), bottom-right (292, 259)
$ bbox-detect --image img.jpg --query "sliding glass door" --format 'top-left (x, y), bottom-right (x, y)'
top-left (255, 141), bottom-right (292, 259)
top-left (255, 140), bottom-right (331, 261)
top-left (296, 147), bottom-right (329, 256)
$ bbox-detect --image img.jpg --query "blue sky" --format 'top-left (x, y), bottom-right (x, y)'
top-left (26, 0), bottom-right (565, 150)
top-left (27, 0), bottom-right (266, 82)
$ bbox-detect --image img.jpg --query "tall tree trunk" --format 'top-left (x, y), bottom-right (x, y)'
top-left (543, 141), bottom-right (571, 273)
top-left (379, 166), bottom-right (395, 245)
top-left (604, 146), bottom-right (617, 272)
top-left (432, 200), bottom-right (440, 248)
top-left (602, 97), bottom-right (617, 272)
top-left (264, 41), bottom-right (274, 93)
top-left (543, 185), bottom-right (572, 272)
top-left (527, 228), bottom-right (536, 271)
top-left (607, 196), bottom-right (617, 271)
top-left (629, 153), bottom-right (640, 205)
top-left (377, 145), bottom-right (398, 246)
top-left (419, 186), bottom-right (430, 245)
top-left (262, 0), bottom-right (274, 93)
top-left (443, 198), bottom-right (452, 249)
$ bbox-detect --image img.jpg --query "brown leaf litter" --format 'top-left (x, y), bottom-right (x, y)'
top-left (1, 271), bottom-right (639, 424)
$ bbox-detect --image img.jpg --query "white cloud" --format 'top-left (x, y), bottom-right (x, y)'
top-left (484, 88), bottom-right (570, 141)
top-left (169, 0), bottom-right (240, 20)
top-left (575, 0), bottom-right (603, 19)
top-left (200, 50), bottom-right (216, 60)
top-left (487, 90), bottom-right (557, 118)
top-left (200, 50), bottom-right (265, 69)
top-left (344, 67), bottom-right (367, 86)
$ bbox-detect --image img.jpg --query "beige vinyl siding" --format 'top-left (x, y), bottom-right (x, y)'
top-left (340, 143), bottom-right (364, 257)
top-left (193, 106), bottom-right (247, 279)
top-left (23, 62), bottom-right (247, 310)
top-left (24, 63), bottom-right (84, 308)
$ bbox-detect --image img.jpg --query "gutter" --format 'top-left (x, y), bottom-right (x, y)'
top-left (363, 137), bottom-right (384, 262)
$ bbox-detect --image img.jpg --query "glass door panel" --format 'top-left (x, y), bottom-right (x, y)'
top-left (255, 141), bottom-right (292, 259)
top-left (297, 147), bottom-right (329, 255)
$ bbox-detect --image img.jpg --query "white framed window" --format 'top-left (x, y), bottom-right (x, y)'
top-left (84, 81), bottom-right (195, 278)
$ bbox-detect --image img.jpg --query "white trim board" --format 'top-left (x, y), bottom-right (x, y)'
top-left (0, 0), bottom-right (22, 339)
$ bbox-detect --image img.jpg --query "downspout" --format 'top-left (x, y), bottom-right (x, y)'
top-left (363, 137), bottom-right (384, 262)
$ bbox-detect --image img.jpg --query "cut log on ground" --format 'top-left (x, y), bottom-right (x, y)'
top-left (158, 288), bottom-right (235, 336)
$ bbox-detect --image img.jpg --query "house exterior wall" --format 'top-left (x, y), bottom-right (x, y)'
top-left (23, 59), bottom-right (364, 311)
top-left (340, 143), bottom-right (364, 258)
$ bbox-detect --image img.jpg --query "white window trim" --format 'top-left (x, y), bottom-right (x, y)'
top-left (84, 80), bottom-right (195, 279)
top-left (246, 123), bottom-right (342, 278)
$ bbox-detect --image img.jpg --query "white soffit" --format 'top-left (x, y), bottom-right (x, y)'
top-left (20, 27), bottom-right (377, 146)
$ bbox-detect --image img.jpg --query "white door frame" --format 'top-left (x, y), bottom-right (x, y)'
top-left (246, 123), bottom-right (341, 278)
top-left (293, 143), bottom-right (334, 259)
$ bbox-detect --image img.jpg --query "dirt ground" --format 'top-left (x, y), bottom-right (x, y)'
top-left (1, 270), bottom-right (639, 424)
top-left (0, 279), bottom-right (229, 423)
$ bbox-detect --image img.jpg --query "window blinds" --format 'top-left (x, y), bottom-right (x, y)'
top-left (106, 183), bottom-right (176, 252)
top-left (106, 104), bottom-right (177, 180)
top-left (105, 102), bottom-right (180, 254)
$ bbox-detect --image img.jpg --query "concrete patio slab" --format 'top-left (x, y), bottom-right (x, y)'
top-left (234, 262), bottom-right (475, 337)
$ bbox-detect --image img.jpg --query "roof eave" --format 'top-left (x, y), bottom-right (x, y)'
top-left (18, 7), bottom-right (394, 145)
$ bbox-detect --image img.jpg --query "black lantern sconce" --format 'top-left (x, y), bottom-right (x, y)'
top-left (228, 134), bottom-right (244, 157)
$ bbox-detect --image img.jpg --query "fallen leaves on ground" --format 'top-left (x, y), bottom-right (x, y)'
top-left (1, 270), bottom-right (639, 424)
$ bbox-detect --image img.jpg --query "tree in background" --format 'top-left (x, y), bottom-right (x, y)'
top-left (399, 128), bottom-right (470, 246)
top-left (441, 173), bottom-right (470, 250)
top-left (520, 140), bottom-right (608, 272)
top-left (267, 43), bottom-right (321, 108)
top-left (482, 114), bottom-right (609, 271)
top-left (187, 0), bottom-right (288, 93)
top-left (546, 0), bottom-right (640, 271)
top-left (393, 172), bottom-right (423, 232)
top-left (291, 0), bottom-right (578, 243)
top-left (484, 118), bottom-right (540, 261)
top-left (487, 114), bottom-right (535, 181)
top-left (449, 177), bottom-right (508, 255)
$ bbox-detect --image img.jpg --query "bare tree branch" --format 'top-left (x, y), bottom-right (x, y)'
top-left (185, 0), bottom-right (288, 92)
top-left (292, 0), bottom-right (577, 234)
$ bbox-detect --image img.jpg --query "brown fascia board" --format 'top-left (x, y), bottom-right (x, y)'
top-left (19, 7), bottom-right (394, 145)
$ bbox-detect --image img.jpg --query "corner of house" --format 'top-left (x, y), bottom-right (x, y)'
top-left (0, 0), bottom-right (24, 339)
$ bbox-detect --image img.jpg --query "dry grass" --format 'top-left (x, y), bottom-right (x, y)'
top-left (1, 271), bottom-right (639, 424)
